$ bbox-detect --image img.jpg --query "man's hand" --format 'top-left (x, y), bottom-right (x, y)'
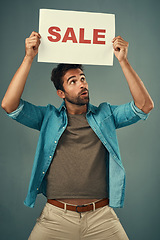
top-left (25, 31), bottom-right (41, 59)
top-left (112, 36), bottom-right (129, 63)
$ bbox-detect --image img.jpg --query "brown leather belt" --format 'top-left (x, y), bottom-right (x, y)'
top-left (47, 198), bottom-right (109, 213)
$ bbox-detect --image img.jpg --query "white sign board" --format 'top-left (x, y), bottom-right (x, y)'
top-left (38, 9), bottom-right (115, 66)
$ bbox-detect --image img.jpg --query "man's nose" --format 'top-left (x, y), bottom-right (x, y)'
top-left (79, 81), bottom-right (86, 88)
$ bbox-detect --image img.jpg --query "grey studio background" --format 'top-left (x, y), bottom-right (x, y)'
top-left (0, 0), bottom-right (159, 239)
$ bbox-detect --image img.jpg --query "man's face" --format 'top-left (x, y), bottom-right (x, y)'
top-left (61, 68), bottom-right (89, 106)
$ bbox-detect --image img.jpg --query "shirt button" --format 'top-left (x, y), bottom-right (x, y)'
top-left (42, 172), bottom-right (45, 174)
top-left (49, 155), bottom-right (52, 159)
top-left (37, 188), bottom-right (39, 191)
top-left (55, 141), bottom-right (57, 143)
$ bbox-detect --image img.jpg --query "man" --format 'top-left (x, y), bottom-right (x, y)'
top-left (1, 31), bottom-right (154, 239)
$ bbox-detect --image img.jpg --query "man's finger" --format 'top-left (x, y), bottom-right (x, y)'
top-left (29, 31), bottom-right (41, 39)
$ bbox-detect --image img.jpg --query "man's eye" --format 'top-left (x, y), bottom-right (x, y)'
top-left (70, 80), bottom-right (75, 84)
top-left (81, 77), bottom-right (86, 82)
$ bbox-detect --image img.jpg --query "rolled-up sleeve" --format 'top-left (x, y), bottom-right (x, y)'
top-left (110, 101), bottom-right (149, 129)
top-left (130, 101), bottom-right (149, 120)
top-left (6, 99), bottom-right (47, 131)
top-left (7, 99), bottom-right (24, 119)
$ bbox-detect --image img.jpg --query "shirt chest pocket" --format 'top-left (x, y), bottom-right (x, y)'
top-left (99, 115), bottom-right (117, 140)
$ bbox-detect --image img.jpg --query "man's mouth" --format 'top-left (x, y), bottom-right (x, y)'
top-left (79, 89), bottom-right (88, 96)
top-left (81, 91), bottom-right (88, 96)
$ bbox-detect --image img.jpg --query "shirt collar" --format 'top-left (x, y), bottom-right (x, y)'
top-left (58, 101), bottom-right (66, 112)
top-left (87, 102), bottom-right (97, 114)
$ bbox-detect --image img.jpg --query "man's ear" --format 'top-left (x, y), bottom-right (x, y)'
top-left (57, 89), bottom-right (65, 99)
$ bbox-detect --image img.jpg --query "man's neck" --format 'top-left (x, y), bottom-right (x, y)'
top-left (65, 101), bottom-right (87, 115)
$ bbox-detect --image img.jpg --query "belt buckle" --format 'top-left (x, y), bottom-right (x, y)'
top-left (76, 204), bottom-right (85, 214)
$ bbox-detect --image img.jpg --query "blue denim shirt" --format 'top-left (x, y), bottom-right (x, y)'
top-left (7, 99), bottom-right (149, 208)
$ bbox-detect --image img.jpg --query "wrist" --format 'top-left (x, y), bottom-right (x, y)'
top-left (119, 58), bottom-right (129, 67)
top-left (24, 55), bottom-right (34, 64)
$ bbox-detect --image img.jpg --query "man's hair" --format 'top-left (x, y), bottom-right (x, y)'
top-left (51, 64), bottom-right (84, 91)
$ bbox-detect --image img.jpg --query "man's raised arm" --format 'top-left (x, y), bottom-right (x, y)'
top-left (112, 36), bottom-right (154, 114)
top-left (1, 31), bottom-right (41, 114)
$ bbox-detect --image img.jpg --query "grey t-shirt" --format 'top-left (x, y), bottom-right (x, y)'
top-left (46, 112), bottom-right (109, 199)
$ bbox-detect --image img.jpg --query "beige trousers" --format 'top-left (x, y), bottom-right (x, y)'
top-left (28, 202), bottom-right (129, 240)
